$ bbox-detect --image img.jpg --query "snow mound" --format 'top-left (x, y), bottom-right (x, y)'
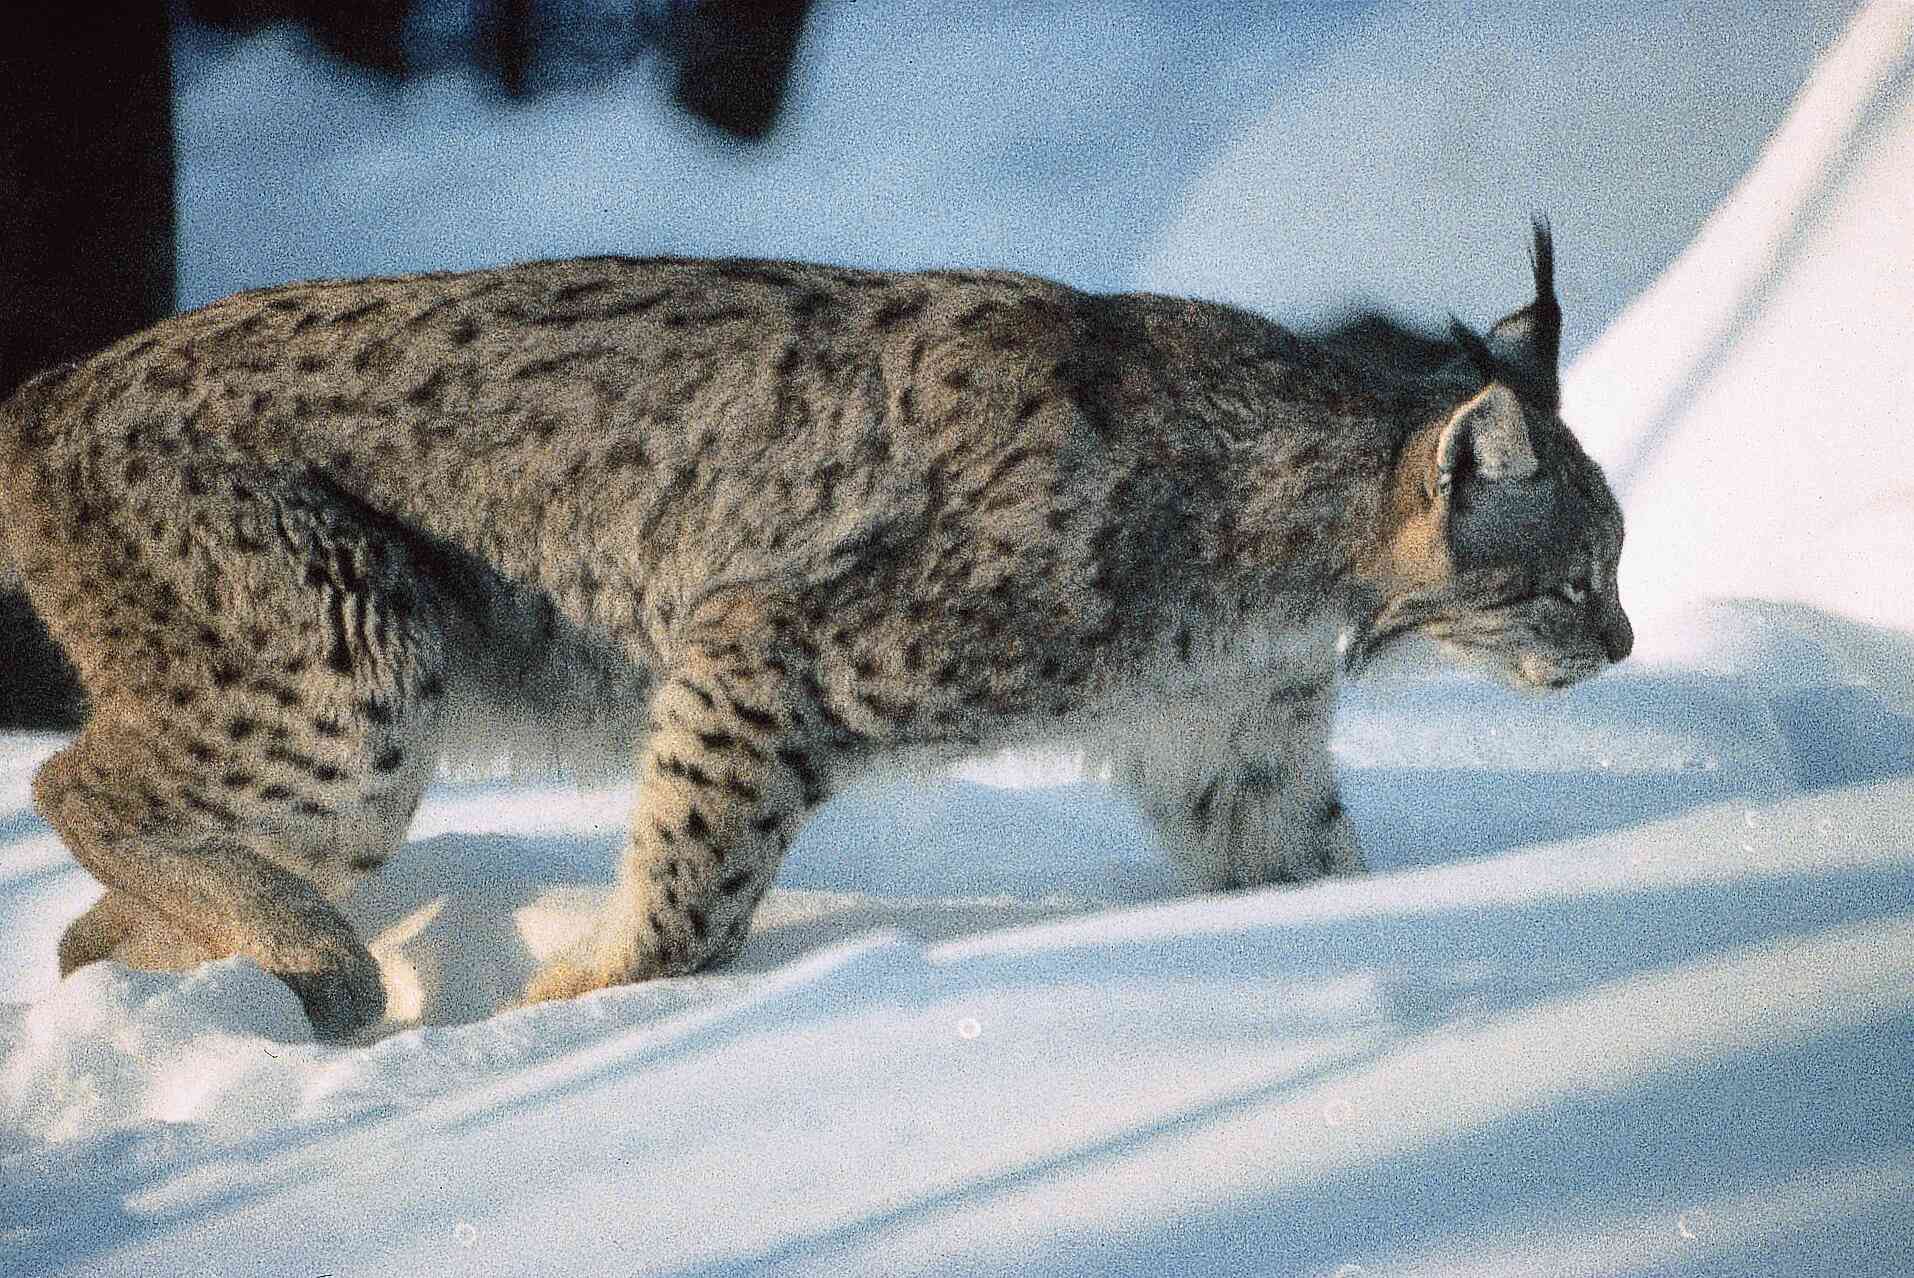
top-left (1565, 0), bottom-right (1914, 641)
top-left (0, 957), bottom-right (310, 1150)
top-left (5, 779), bottom-right (1912, 1275)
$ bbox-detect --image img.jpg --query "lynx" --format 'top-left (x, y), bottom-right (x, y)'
top-left (0, 222), bottom-right (1629, 1039)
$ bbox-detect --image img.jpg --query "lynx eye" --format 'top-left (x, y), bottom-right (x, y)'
top-left (1558, 578), bottom-right (1590, 605)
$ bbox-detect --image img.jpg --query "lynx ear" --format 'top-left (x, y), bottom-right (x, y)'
top-left (1484, 216), bottom-right (1562, 409)
top-left (1431, 383), bottom-right (1538, 498)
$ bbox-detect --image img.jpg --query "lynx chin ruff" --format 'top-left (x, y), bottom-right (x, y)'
top-left (1, 221), bottom-right (1629, 1039)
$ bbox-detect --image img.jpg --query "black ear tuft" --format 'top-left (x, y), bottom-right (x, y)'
top-left (1523, 214), bottom-right (1562, 377)
top-left (1483, 215), bottom-right (1562, 410)
top-left (1529, 216), bottom-right (1556, 312)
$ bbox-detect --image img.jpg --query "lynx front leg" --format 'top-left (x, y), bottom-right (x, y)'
top-left (526, 600), bottom-right (835, 1004)
top-left (1120, 675), bottom-right (1363, 891)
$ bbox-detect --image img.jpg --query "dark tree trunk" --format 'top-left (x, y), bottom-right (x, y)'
top-left (0, 3), bottom-right (175, 728)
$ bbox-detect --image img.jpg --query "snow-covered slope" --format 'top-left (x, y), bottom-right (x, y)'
top-left (5, 720), bottom-right (1912, 1275)
top-left (1137, 0), bottom-right (1858, 359)
top-left (1565, 0), bottom-right (1914, 648)
top-left (5, 4), bottom-right (1913, 1275)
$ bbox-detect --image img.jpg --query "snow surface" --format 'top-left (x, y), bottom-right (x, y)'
top-left (6, 2), bottom-right (1914, 1274)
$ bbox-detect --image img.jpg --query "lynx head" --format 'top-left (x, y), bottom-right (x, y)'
top-left (1346, 219), bottom-right (1631, 690)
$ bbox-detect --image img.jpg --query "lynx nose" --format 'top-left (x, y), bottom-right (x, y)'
top-left (1602, 609), bottom-right (1634, 664)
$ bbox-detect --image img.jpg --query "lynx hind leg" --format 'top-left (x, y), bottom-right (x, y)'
top-left (58, 890), bottom-right (219, 975)
top-left (58, 890), bottom-right (220, 975)
top-left (35, 730), bottom-right (380, 1038)
top-left (527, 594), bottom-right (836, 1004)
top-left (30, 468), bottom-right (451, 1039)
top-left (1116, 676), bottom-right (1362, 891)
top-left (58, 890), bottom-right (144, 975)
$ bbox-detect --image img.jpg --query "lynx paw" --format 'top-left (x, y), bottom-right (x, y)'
top-left (521, 954), bottom-right (606, 1006)
top-left (275, 948), bottom-right (387, 1042)
top-left (1149, 767), bottom-right (1366, 890)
